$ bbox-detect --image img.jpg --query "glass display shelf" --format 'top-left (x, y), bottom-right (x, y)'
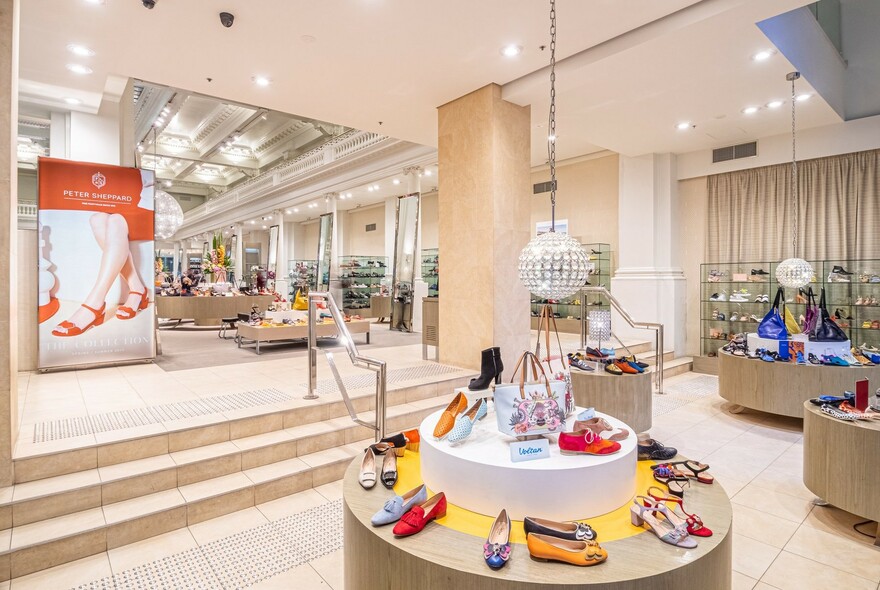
top-left (339, 256), bottom-right (388, 310)
top-left (421, 248), bottom-right (438, 298)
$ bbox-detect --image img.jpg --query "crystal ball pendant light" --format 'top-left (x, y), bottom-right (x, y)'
top-left (154, 189), bottom-right (184, 239)
top-left (517, 0), bottom-right (590, 299)
top-left (775, 71), bottom-right (813, 289)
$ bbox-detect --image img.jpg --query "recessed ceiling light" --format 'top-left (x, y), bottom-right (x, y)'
top-left (163, 180), bottom-right (172, 188)
top-left (293, 208), bottom-right (299, 213)
top-left (66, 63), bottom-right (93, 75)
top-left (742, 106), bottom-right (760, 115)
top-left (424, 169), bottom-right (432, 176)
top-left (675, 122), bottom-right (691, 130)
top-left (346, 193), bottom-right (352, 198)
top-left (373, 184), bottom-right (380, 190)
top-left (501, 44), bottom-right (523, 57)
top-left (392, 179), bottom-right (400, 185)
top-left (796, 93), bottom-right (811, 102)
top-left (285, 209), bottom-right (291, 214)
top-left (250, 220), bottom-right (256, 224)
top-left (262, 225), bottom-right (267, 229)
top-left (751, 49), bottom-right (775, 61)
top-left (367, 186), bottom-right (374, 192)
top-left (66, 44), bottom-right (95, 57)
top-left (64, 97), bottom-right (82, 105)
top-left (766, 100), bottom-right (784, 109)
top-left (253, 76), bottom-right (271, 87)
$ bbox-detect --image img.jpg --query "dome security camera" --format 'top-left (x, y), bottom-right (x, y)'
top-left (142, 0), bottom-right (156, 8)
top-left (219, 12), bottom-right (235, 27)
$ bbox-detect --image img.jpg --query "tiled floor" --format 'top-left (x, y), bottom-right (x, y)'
top-left (6, 371), bottom-right (878, 590)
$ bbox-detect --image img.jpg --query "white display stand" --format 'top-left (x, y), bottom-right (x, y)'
top-left (747, 332), bottom-right (850, 358)
top-left (419, 407), bottom-right (636, 521)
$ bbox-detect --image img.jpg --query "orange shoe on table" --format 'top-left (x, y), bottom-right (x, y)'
top-left (432, 392), bottom-right (468, 439)
top-left (526, 533), bottom-right (607, 566)
top-left (613, 359), bottom-right (639, 374)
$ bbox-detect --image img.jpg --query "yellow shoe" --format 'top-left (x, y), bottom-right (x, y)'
top-left (526, 533), bottom-right (607, 566)
top-left (432, 392), bottom-right (468, 439)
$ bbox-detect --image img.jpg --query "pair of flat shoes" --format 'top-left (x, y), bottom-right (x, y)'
top-left (358, 448), bottom-right (398, 489)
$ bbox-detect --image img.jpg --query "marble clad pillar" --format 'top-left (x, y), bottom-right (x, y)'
top-left (0, 0), bottom-right (19, 486)
top-left (437, 84), bottom-right (530, 370)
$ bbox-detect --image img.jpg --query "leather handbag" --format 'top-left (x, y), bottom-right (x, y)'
top-left (809, 288), bottom-right (848, 342)
top-left (802, 287), bottom-right (818, 333)
top-left (757, 287), bottom-right (787, 340)
top-left (534, 305), bottom-right (575, 417)
top-left (493, 351), bottom-right (567, 439)
top-left (293, 289), bottom-right (309, 311)
top-left (784, 304), bottom-right (801, 335)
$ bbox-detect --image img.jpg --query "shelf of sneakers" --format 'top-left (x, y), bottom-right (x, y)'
top-left (529, 243), bottom-right (612, 334)
top-left (287, 259), bottom-right (317, 297)
top-left (421, 248), bottom-right (439, 298)
top-left (339, 255), bottom-right (388, 313)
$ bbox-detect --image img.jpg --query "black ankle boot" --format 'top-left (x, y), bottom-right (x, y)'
top-left (468, 348), bottom-right (497, 391)
top-left (491, 347), bottom-right (504, 383)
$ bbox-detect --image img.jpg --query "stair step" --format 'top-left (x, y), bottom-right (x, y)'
top-left (662, 357), bottom-right (694, 378)
top-left (0, 440), bottom-right (374, 581)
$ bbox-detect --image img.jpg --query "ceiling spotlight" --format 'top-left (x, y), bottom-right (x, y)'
top-left (266, 215), bottom-right (272, 220)
top-left (501, 44), bottom-right (523, 57)
top-left (373, 184), bottom-right (380, 190)
top-left (675, 122), bottom-right (691, 130)
top-left (66, 44), bottom-right (95, 57)
top-left (64, 97), bottom-right (82, 105)
top-left (232, 135), bottom-right (240, 141)
top-left (392, 179), bottom-right (400, 185)
top-left (262, 225), bottom-right (267, 229)
top-left (742, 106), bottom-right (760, 115)
top-left (346, 193), bottom-right (352, 198)
top-left (424, 169), bottom-right (432, 176)
top-left (253, 76), bottom-right (271, 87)
top-left (367, 186), bottom-right (374, 192)
top-left (751, 49), bottom-right (775, 61)
top-left (285, 209), bottom-right (291, 214)
top-left (66, 64), bottom-right (93, 75)
top-left (796, 93), bottom-right (811, 102)
top-left (163, 180), bottom-right (172, 188)
top-left (293, 207), bottom-right (299, 213)
top-left (249, 220), bottom-right (255, 224)
top-left (766, 100), bottom-right (784, 109)
top-left (137, 145), bottom-right (145, 152)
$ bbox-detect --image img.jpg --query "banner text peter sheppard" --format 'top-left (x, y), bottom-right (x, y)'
top-left (63, 189), bottom-right (134, 202)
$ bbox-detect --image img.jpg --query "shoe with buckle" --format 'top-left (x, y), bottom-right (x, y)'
top-left (524, 516), bottom-right (597, 541)
top-left (526, 533), bottom-right (608, 566)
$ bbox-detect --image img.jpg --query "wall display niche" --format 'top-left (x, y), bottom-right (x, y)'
top-left (391, 193), bottom-right (420, 332)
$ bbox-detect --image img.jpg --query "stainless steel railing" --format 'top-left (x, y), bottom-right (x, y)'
top-left (304, 291), bottom-right (388, 441)
top-left (579, 287), bottom-right (665, 393)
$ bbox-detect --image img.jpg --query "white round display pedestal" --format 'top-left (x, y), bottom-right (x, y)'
top-left (419, 409), bottom-right (636, 521)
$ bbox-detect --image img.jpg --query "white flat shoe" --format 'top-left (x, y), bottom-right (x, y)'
top-left (359, 448), bottom-right (377, 489)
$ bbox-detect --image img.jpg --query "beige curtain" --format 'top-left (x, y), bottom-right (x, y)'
top-left (706, 149), bottom-right (880, 263)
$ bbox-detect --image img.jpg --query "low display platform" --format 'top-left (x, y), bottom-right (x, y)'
top-left (718, 350), bottom-right (880, 418)
top-left (156, 294), bottom-right (274, 326)
top-left (803, 401), bottom-right (880, 545)
top-left (236, 319), bottom-right (370, 354)
top-left (420, 408), bottom-right (636, 521)
top-left (570, 370), bottom-right (652, 434)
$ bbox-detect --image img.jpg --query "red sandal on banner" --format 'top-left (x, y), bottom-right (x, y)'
top-left (116, 288), bottom-right (150, 320)
top-left (52, 303), bottom-right (105, 337)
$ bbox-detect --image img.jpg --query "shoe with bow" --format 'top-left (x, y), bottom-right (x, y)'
top-left (483, 509), bottom-right (512, 569)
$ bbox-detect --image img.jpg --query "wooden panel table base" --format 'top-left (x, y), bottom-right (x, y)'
top-left (236, 320), bottom-right (370, 354)
top-left (343, 459), bottom-right (732, 589)
top-left (156, 295), bottom-right (274, 326)
top-left (718, 351), bottom-right (880, 418)
top-left (570, 370), bottom-right (652, 434)
top-left (803, 401), bottom-right (880, 545)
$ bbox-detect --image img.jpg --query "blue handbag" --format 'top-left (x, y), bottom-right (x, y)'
top-left (757, 287), bottom-right (787, 340)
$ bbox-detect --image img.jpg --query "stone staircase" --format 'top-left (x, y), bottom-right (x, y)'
top-left (0, 371), bottom-right (474, 581)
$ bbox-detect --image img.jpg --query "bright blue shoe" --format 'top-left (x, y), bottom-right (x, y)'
top-left (760, 350), bottom-right (775, 362)
top-left (600, 347), bottom-right (615, 357)
top-left (822, 355), bottom-right (849, 366)
top-left (371, 484), bottom-right (427, 526)
top-left (448, 398), bottom-right (487, 443)
top-left (796, 351), bottom-right (805, 365)
top-left (627, 361), bottom-right (645, 373)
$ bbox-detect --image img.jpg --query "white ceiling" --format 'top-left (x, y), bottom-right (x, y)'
top-left (19, 0), bottom-right (844, 166)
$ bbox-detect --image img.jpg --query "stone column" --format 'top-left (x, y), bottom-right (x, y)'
top-left (172, 241), bottom-right (181, 277)
top-left (0, 0), bottom-right (19, 487)
top-left (437, 83), bottom-right (531, 370)
top-left (233, 224), bottom-right (244, 286)
top-left (272, 209), bottom-right (288, 298)
top-left (610, 153), bottom-right (686, 356)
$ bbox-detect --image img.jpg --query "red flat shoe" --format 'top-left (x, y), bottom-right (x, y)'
top-left (646, 486), bottom-right (712, 537)
top-left (558, 430), bottom-right (621, 456)
top-left (116, 288), bottom-right (150, 320)
top-left (52, 303), bottom-right (106, 337)
top-left (392, 492), bottom-right (447, 537)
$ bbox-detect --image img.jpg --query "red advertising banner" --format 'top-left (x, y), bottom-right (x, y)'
top-left (37, 157), bottom-right (156, 369)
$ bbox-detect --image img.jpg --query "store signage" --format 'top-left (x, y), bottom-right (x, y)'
top-left (37, 157), bottom-right (156, 370)
top-left (509, 438), bottom-right (550, 463)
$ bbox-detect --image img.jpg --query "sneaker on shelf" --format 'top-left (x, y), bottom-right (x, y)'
top-left (751, 268), bottom-right (769, 276)
top-left (831, 265), bottom-right (853, 275)
top-left (729, 293), bottom-right (748, 302)
top-left (709, 293), bottom-right (726, 302)
top-left (828, 272), bottom-right (851, 283)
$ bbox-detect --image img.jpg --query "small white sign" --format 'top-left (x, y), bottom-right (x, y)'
top-left (510, 438), bottom-right (551, 463)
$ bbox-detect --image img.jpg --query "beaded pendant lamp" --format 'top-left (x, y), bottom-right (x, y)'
top-left (518, 0), bottom-right (591, 299)
top-left (775, 71), bottom-right (813, 289)
top-left (154, 189), bottom-right (184, 239)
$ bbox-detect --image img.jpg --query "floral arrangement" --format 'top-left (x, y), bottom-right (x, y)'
top-left (202, 233), bottom-right (232, 283)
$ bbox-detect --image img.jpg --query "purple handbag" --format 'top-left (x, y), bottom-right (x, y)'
top-left (802, 287), bottom-right (818, 333)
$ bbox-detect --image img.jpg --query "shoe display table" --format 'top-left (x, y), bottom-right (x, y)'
top-left (570, 370), bottom-right (652, 434)
top-left (236, 319), bottom-right (370, 354)
top-left (718, 350), bottom-right (880, 418)
top-left (419, 409), bottom-right (636, 521)
top-left (803, 401), bottom-right (880, 545)
top-left (156, 294), bottom-right (274, 326)
top-left (342, 452), bottom-right (733, 589)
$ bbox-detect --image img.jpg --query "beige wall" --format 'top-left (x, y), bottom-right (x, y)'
top-left (16, 230), bottom-right (36, 372)
top-left (676, 177), bottom-right (708, 357)
top-left (343, 206), bottom-right (385, 257)
top-left (530, 154), bottom-right (620, 258)
top-left (420, 192), bottom-right (438, 250)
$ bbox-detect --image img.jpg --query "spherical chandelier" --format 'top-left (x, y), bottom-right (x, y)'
top-left (154, 189), bottom-right (184, 239)
top-left (517, 0), bottom-right (590, 300)
top-left (775, 71), bottom-right (813, 289)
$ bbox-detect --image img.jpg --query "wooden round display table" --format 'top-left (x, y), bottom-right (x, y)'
top-left (343, 456), bottom-right (732, 589)
top-left (570, 370), bottom-right (652, 433)
top-left (803, 401), bottom-right (880, 545)
top-left (718, 350), bottom-right (880, 418)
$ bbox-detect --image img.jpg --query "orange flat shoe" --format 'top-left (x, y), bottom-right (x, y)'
top-left (116, 288), bottom-right (150, 320)
top-left (526, 533), bottom-right (607, 566)
top-left (433, 392), bottom-right (468, 439)
top-left (403, 429), bottom-right (420, 452)
top-left (52, 302), bottom-right (106, 337)
top-left (614, 359), bottom-right (639, 374)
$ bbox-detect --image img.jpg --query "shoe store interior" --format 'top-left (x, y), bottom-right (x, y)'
top-left (2, 0), bottom-right (880, 589)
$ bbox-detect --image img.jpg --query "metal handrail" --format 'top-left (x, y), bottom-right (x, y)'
top-left (304, 291), bottom-right (388, 441)
top-left (580, 287), bottom-right (665, 393)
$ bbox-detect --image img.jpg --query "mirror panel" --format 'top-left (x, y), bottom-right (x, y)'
top-left (316, 213), bottom-right (334, 291)
top-left (390, 193), bottom-right (420, 332)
